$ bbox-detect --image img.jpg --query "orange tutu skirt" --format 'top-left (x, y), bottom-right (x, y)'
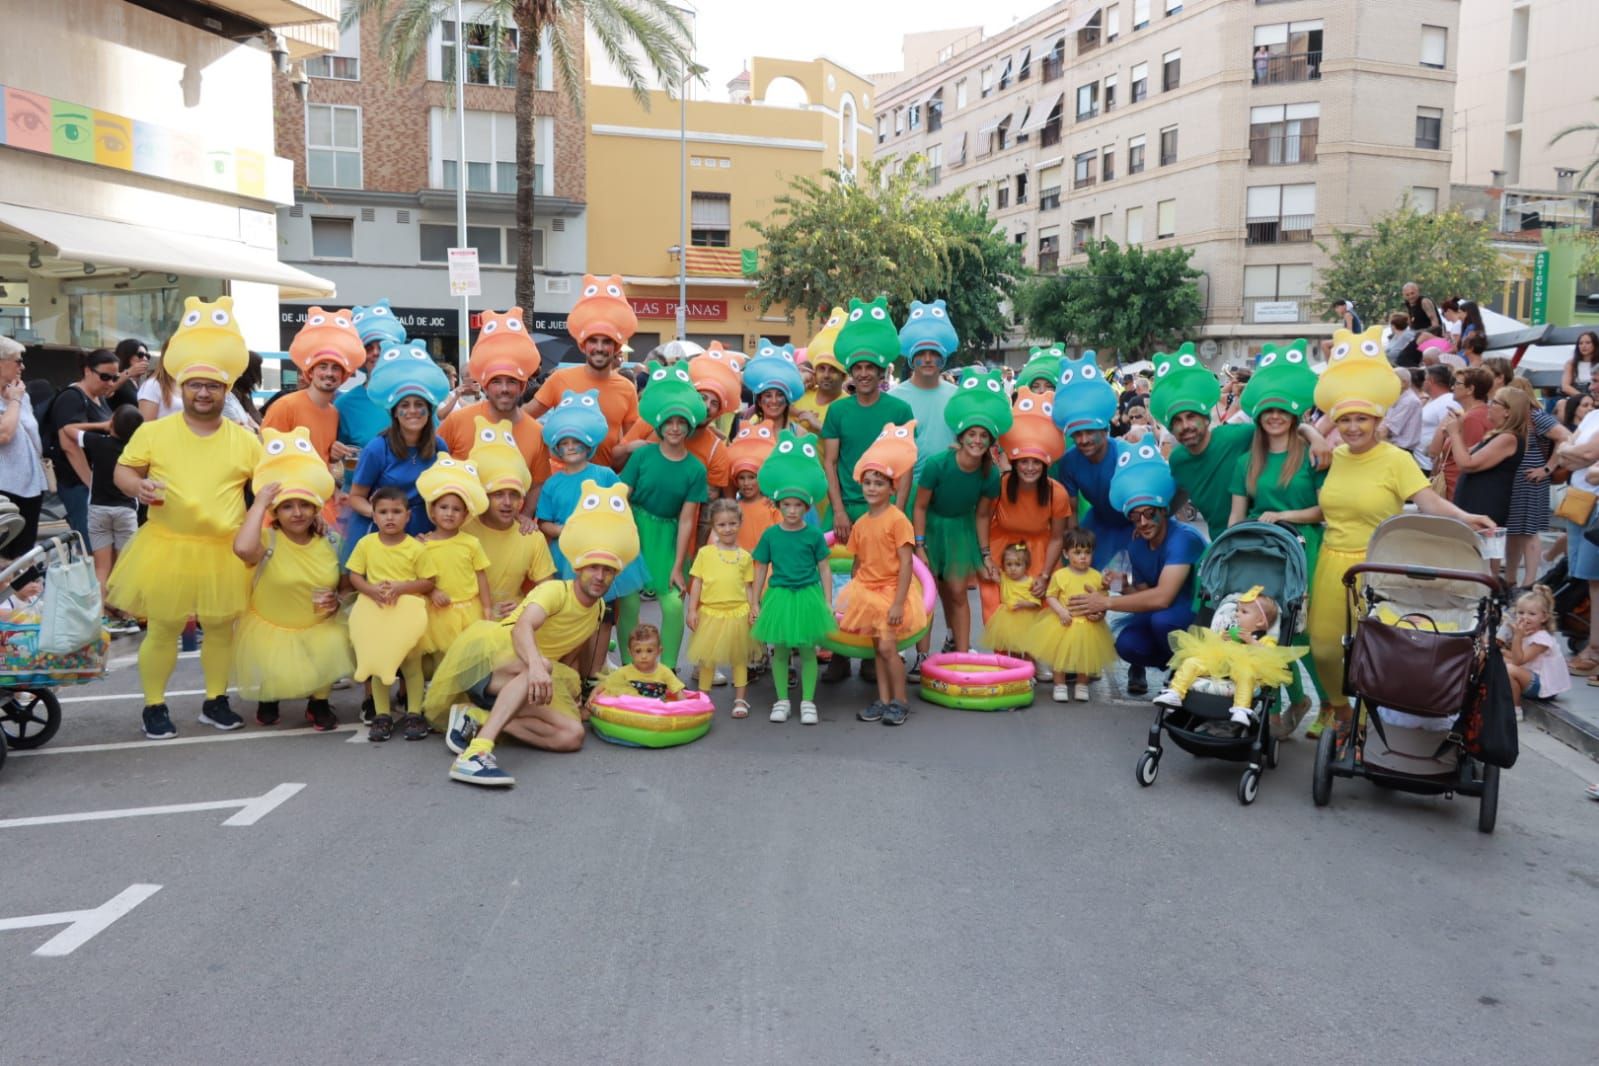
top-left (835, 575), bottom-right (929, 640)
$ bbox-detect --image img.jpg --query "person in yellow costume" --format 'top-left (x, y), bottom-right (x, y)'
top-left (109, 296), bottom-right (264, 740)
top-left (414, 457), bottom-right (493, 720)
top-left (1305, 327), bottom-right (1496, 743)
top-left (345, 485), bottom-right (435, 741)
top-left (428, 479), bottom-right (640, 787)
top-left (1155, 587), bottom-right (1306, 726)
top-left (461, 416), bottom-right (556, 619)
top-left (232, 427), bottom-right (353, 731)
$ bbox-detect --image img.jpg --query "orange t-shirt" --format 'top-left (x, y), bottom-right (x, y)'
top-left (989, 475), bottom-right (1073, 574)
top-left (439, 400), bottom-right (549, 479)
top-left (533, 366), bottom-right (639, 467)
top-left (620, 419), bottom-right (732, 490)
top-left (847, 506), bottom-right (915, 588)
top-left (262, 390), bottom-right (339, 461)
top-left (736, 495), bottom-right (779, 553)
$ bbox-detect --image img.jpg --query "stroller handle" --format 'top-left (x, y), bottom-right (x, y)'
top-left (1342, 562), bottom-right (1503, 594)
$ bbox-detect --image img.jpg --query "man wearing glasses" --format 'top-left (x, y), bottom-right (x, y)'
top-left (48, 348), bottom-right (121, 544)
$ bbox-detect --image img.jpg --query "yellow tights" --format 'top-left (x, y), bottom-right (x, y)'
top-left (372, 654), bottom-right (426, 719)
top-left (140, 616), bottom-right (235, 706)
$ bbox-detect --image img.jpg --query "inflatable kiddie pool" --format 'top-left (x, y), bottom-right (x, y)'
top-left (917, 652), bottom-right (1036, 711)
top-left (819, 532), bottom-right (938, 659)
top-left (590, 689), bottom-right (714, 748)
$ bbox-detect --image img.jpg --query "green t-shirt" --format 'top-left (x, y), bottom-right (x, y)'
top-left (753, 522), bottom-right (830, 589)
top-left (1169, 422), bottom-right (1255, 533)
top-left (619, 444), bottom-right (709, 520)
top-left (822, 392), bottom-right (916, 511)
top-left (1229, 448), bottom-right (1326, 566)
top-left (917, 448), bottom-right (1001, 517)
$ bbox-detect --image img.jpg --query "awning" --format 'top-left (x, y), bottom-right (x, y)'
top-left (1062, 5), bottom-right (1102, 35)
top-left (1020, 93), bottom-right (1062, 133)
top-left (0, 202), bottom-right (335, 299)
top-left (948, 132), bottom-right (968, 165)
top-left (1009, 101), bottom-right (1032, 130)
top-left (977, 115), bottom-right (1004, 135)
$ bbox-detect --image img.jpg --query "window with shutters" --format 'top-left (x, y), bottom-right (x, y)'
top-left (1133, 0), bottom-right (1150, 31)
top-left (1076, 82), bottom-right (1099, 120)
top-left (1104, 74), bottom-right (1118, 113)
top-left (306, 20), bottom-right (361, 80)
top-left (691, 192), bottom-right (732, 247)
top-left (1249, 103), bottom-right (1319, 165)
top-left (1252, 21), bottom-right (1323, 85)
top-left (1245, 183), bottom-right (1316, 244)
top-left (310, 217), bottom-right (354, 258)
top-left (1102, 145), bottom-right (1115, 182)
top-left (1159, 126), bottom-right (1178, 166)
top-left (1162, 49), bottom-right (1181, 92)
top-left (1126, 205), bottom-right (1145, 245)
top-left (1243, 264), bottom-right (1314, 323)
top-left (1420, 25), bottom-right (1447, 69)
top-left (1415, 107), bottom-right (1443, 150)
top-left (1073, 150), bottom-right (1097, 190)
top-left (1131, 62), bottom-right (1149, 102)
top-left (1156, 199), bottom-right (1176, 238)
top-left (1128, 134), bottom-right (1146, 174)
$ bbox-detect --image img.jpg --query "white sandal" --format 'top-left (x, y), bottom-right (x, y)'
top-left (731, 699), bottom-right (750, 719)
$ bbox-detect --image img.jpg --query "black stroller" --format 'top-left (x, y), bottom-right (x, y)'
top-left (1135, 521), bottom-right (1309, 806)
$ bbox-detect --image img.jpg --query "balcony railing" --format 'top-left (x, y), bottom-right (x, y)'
top-left (1037, 252), bottom-right (1060, 273)
top-left (1252, 51), bottom-right (1323, 85)
top-left (1246, 215), bottom-right (1315, 244)
top-left (1041, 122), bottom-right (1062, 147)
top-left (1076, 105), bottom-right (1099, 122)
top-left (1248, 131), bottom-right (1318, 165)
top-left (1039, 188), bottom-right (1061, 211)
top-left (1042, 55), bottom-right (1064, 82)
top-left (1078, 29), bottom-right (1101, 54)
top-left (1073, 172), bottom-right (1097, 190)
top-left (1243, 296), bottom-right (1311, 324)
top-left (1016, 190), bottom-right (1029, 205)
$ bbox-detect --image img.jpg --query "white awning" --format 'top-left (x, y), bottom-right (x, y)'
top-left (1062, 5), bottom-right (1102, 35)
top-left (977, 115), bottom-right (1005, 135)
top-left (1020, 93), bottom-right (1062, 133)
top-left (948, 131), bottom-right (968, 165)
top-left (0, 202), bottom-right (335, 299)
top-left (1009, 101), bottom-right (1032, 130)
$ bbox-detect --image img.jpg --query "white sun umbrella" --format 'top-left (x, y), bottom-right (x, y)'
top-left (658, 339), bottom-right (705, 363)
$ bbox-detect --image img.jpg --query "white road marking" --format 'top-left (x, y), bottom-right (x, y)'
top-left (11, 725), bottom-right (357, 757)
top-left (0, 783), bottom-right (305, 830)
top-left (58, 688), bottom-right (214, 704)
top-left (105, 650), bottom-right (198, 671)
top-left (0, 884), bottom-right (162, 957)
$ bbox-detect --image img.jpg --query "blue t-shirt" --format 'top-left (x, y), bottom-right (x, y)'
top-left (1128, 519), bottom-right (1207, 610)
top-left (335, 380), bottom-right (391, 450)
top-left (536, 464), bottom-right (647, 600)
top-left (888, 379), bottom-right (959, 477)
top-left (339, 432), bottom-right (445, 563)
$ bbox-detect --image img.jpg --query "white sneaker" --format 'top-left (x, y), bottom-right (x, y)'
top-left (1052, 683), bottom-right (1071, 703)
top-left (1034, 661), bottom-right (1053, 682)
top-left (713, 668), bottom-right (729, 687)
top-left (1229, 706), bottom-right (1254, 726)
top-left (769, 699), bottom-right (791, 723)
top-left (1153, 688), bottom-right (1184, 709)
top-left (799, 701), bottom-right (819, 725)
top-left (1073, 682), bottom-right (1091, 702)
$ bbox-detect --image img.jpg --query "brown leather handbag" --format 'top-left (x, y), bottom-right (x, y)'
top-left (1346, 613), bottom-right (1478, 717)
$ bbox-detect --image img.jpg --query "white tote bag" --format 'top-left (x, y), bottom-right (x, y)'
top-left (38, 536), bottom-right (103, 653)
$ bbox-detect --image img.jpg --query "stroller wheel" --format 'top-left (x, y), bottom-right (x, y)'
top-left (1238, 767), bottom-right (1261, 806)
top-left (1478, 763), bottom-right (1500, 834)
top-left (1311, 727), bottom-right (1336, 807)
top-left (1135, 750), bottom-right (1159, 787)
top-left (1265, 733), bottom-right (1280, 770)
top-left (2, 689), bottom-right (62, 750)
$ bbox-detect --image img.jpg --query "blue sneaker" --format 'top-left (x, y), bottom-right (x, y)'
top-left (857, 700), bottom-right (885, 723)
top-left (450, 749), bottom-right (515, 787)
top-left (198, 696), bottom-right (243, 731)
top-left (445, 704), bottom-right (482, 755)
top-left (882, 700), bottom-right (909, 726)
top-left (142, 704), bottom-right (176, 740)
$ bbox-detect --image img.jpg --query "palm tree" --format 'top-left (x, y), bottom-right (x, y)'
top-left (1549, 97), bottom-right (1599, 191)
top-left (344, 0), bottom-right (693, 312)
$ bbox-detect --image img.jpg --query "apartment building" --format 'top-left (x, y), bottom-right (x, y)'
top-left (873, 0), bottom-right (1459, 363)
top-left (272, 6), bottom-right (588, 358)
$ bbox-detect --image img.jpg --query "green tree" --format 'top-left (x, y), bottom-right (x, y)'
top-left (1013, 240), bottom-right (1202, 362)
top-left (346, 0), bottom-right (693, 312)
top-left (1315, 202), bottom-right (1508, 326)
top-left (749, 158), bottom-right (1021, 357)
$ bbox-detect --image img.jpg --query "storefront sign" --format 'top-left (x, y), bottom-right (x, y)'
top-left (448, 248), bottom-right (481, 297)
top-left (628, 297), bottom-right (728, 322)
top-left (1252, 301), bottom-right (1303, 324)
top-left (282, 306), bottom-right (568, 336)
top-left (1530, 249), bottom-right (1550, 325)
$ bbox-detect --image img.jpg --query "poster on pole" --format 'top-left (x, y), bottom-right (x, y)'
top-left (448, 247), bottom-right (481, 297)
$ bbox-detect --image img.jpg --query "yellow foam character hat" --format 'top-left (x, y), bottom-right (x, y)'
top-left (252, 426), bottom-right (335, 507)
top-left (1314, 326), bottom-right (1400, 419)
top-left (559, 479), bottom-right (641, 571)
top-left (807, 306), bottom-right (847, 374)
top-left (164, 296), bottom-right (248, 385)
top-left (469, 416), bottom-right (531, 495)
top-left (416, 456), bottom-right (489, 517)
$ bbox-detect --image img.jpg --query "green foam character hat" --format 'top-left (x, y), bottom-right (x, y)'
top-left (757, 428), bottom-right (828, 507)
top-left (1242, 339), bottom-right (1317, 420)
top-left (1148, 342), bottom-right (1218, 428)
top-left (836, 296), bottom-right (899, 370)
top-left (1018, 344), bottom-right (1065, 392)
top-left (638, 359), bottom-right (708, 432)
top-left (945, 367), bottom-right (1015, 440)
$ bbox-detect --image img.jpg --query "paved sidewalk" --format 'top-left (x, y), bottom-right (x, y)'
top-left (1525, 671), bottom-right (1599, 763)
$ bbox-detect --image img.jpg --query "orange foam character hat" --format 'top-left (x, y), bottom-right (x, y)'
top-left (1001, 399), bottom-right (1066, 464)
top-left (288, 307), bottom-right (363, 375)
top-left (470, 308), bottom-right (541, 384)
top-left (727, 423), bottom-right (778, 476)
top-left (567, 274), bottom-right (638, 345)
top-left (688, 351), bottom-right (742, 414)
top-left (701, 339), bottom-right (747, 373)
top-left (851, 421), bottom-right (919, 483)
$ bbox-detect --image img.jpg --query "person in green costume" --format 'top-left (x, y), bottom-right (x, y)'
top-left (1016, 344), bottom-right (1065, 395)
top-left (618, 361), bottom-right (709, 671)
top-left (1226, 338), bottom-right (1326, 730)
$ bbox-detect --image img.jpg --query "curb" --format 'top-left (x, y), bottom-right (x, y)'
top-left (1523, 698), bottom-right (1599, 761)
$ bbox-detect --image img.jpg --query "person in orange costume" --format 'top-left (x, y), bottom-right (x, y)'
top-left (727, 423), bottom-right (779, 553)
top-left (265, 307), bottom-right (362, 464)
top-left (526, 275), bottom-right (640, 467)
top-left (438, 308), bottom-right (548, 500)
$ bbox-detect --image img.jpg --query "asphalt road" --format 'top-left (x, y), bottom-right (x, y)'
top-left (3, 638), bottom-right (1598, 1065)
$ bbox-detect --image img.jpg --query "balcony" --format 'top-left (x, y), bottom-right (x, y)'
top-left (1073, 172), bottom-right (1097, 191)
top-left (1041, 122), bottom-right (1062, 147)
top-left (1078, 28), bottom-right (1101, 55)
top-left (1042, 55), bottom-right (1064, 83)
top-left (1243, 296), bottom-right (1311, 324)
top-left (1246, 215), bottom-right (1315, 244)
top-left (1248, 131), bottom-right (1318, 166)
top-left (1252, 51), bottom-right (1322, 85)
top-left (1039, 187), bottom-right (1062, 211)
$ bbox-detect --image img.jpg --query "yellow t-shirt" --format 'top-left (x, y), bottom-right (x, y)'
top-left (465, 518), bottom-right (557, 603)
top-left (790, 389), bottom-right (835, 433)
top-left (1319, 443), bottom-right (1430, 554)
top-left (118, 416), bottom-right (263, 538)
top-left (688, 544), bottom-right (754, 608)
top-left (1047, 566), bottom-right (1104, 601)
top-left (419, 532), bottom-right (490, 602)
top-left (249, 532), bottom-right (340, 629)
top-left (501, 579), bottom-right (601, 660)
top-left (346, 533), bottom-right (429, 584)
top-left (596, 663), bottom-right (686, 700)
top-left (999, 575), bottom-right (1042, 609)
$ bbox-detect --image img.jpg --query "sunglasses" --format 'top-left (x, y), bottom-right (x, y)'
top-left (95, 370), bottom-right (119, 383)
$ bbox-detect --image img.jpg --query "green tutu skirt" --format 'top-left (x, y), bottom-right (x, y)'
top-left (634, 508), bottom-right (687, 595)
top-left (752, 585), bottom-right (834, 646)
top-left (924, 510), bottom-right (985, 583)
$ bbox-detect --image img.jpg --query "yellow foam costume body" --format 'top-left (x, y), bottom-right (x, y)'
top-left (464, 418), bottom-right (555, 606)
top-left (1165, 589), bottom-right (1307, 711)
top-left (414, 457), bottom-right (492, 662)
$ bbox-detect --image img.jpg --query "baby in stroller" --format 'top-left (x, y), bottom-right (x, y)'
top-left (1154, 586), bottom-right (1305, 726)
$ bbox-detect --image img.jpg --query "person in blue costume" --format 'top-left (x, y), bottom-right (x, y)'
top-left (1066, 443), bottom-right (1208, 695)
top-left (1051, 351), bottom-right (1133, 568)
top-left (888, 299), bottom-right (961, 495)
top-left (340, 339), bottom-right (449, 564)
top-left (743, 339), bottom-right (807, 416)
top-left (339, 301), bottom-right (406, 470)
top-left (534, 387), bottom-right (648, 677)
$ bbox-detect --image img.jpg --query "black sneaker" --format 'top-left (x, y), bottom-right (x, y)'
top-left (255, 701), bottom-right (280, 727)
top-left (198, 696), bottom-right (243, 731)
top-left (360, 695), bottom-right (376, 725)
top-left (368, 714), bottom-right (394, 742)
top-left (1125, 665), bottom-right (1148, 696)
top-left (305, 699), bottom-right (337, 732)
top-left (882, 700), bottom-right (909, 726)
top-left (401, 713), bottom-right (430, 741)
top-left (142, 703), bottom-right (177, 740)
top-left (858, 700), bottom-right (885, 723)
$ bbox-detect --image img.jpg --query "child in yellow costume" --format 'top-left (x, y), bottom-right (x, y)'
top-left (1155, 587), bottom-right (1306, 725)
top-left (594, 623), bottom-right (686, 701)
top-left (1031, 527), bottom-right (1118, 702)
top-left (107, 295), bottom-right (264, 738)
top-left (981, 542), bottom-right (1043, 659)
top-left (232, 427), bottom-right (353, 731)
top-left (415, 456), bottom-right (493, 659)
top-left (345, 485), bottom-right (435, 741)
top-left (684, 498), bottom-right (758, 716)
top-left (461, 417), bottom-right (556, 618)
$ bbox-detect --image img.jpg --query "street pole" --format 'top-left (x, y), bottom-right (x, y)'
top-left (676, 53), bottom-right (687, 343)
top-left (454, 0), bottom-right (470, 372)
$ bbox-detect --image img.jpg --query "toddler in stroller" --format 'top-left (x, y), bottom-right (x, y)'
top-left (1154, 587), bottom-right (1305, 726)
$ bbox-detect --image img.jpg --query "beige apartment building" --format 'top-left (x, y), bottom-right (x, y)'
top-left (873, 0), bottom-right (1460, 363)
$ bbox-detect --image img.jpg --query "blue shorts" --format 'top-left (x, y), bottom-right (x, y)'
top-left (1567, 508), bottom-right (1599, 581)
top-left (1523, 674), bottom-right (1542, 700)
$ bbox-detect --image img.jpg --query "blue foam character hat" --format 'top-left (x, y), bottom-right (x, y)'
top-left (351, 299), bottom-right (407, 348)
top-left (898, 299), bottom-right (959, 363)
top-left (1109, 440), bottom-right (1178, 516)
top-left (1051, 351), bottom-right (1117, 435)
top-left (744, 338), bottom-right (805, 402)
top-left (540, 388), bottom-right (608, 455)
top-left (365, 339), bottom-right (449, 411)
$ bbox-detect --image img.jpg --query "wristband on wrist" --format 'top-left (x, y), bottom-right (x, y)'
top-left (915, 535), bottom-right (926, 544)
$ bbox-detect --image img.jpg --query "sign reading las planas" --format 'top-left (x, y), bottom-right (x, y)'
top-left (627, 298), bottom-right (728, 322)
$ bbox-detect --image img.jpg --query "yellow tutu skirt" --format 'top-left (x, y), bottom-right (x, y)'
top-left (350, 594), bottom-right (427, 685)
top-left (421, 619), bottom-right (581, 722)
top-left (1165, 626), bottom-right (1306, 690)
top-left (836, 576), bottom-right (929, 640)
top-left (420, 599), bottom-right (485, 656)
top-left (231, 608), bottom-right (354, 702)
top-left (1028, 614), bottom-right (1118, 675)
top-left (686, 602), bottom-right (753, 668)
top-left (982, 604), bottom-right (1042, 655)
top-left (106, 527), bottom-right (249, 623)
